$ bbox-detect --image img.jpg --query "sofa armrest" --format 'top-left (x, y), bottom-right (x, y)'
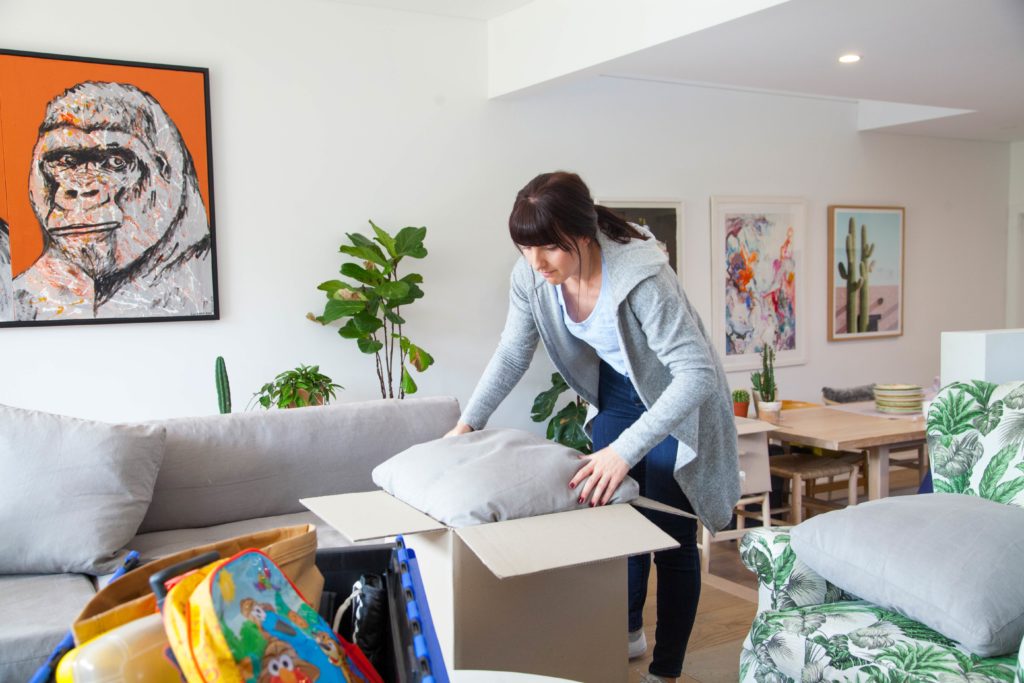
top-left (739, 527), bottom-right (853, 615)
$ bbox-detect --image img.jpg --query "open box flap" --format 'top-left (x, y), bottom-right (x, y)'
top-left (454, 503), bottom-right (677, 579)
top-left (632, 495), bottom-right (698, 520)
top-left (301, 491), bottom-right (446, 542)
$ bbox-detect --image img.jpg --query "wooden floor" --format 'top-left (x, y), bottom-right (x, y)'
top-left (626, 465), bottom-right (923, 682)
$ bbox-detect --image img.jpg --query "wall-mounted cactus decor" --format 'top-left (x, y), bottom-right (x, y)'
top-left (828, 206), bottom-right (905, 341)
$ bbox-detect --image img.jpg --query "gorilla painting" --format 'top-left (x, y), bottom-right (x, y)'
top-left (0, 219), bottom-right (11, 321)
top-left (12, 81), bottom-right (214, 321)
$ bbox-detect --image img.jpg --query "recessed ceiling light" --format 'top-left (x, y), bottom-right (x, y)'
top-left (838, 53), bottom-right (861, 64)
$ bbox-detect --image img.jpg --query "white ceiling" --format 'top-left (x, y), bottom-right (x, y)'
top-left (333, 0), bottom-right (1024, 142)
top-left (329, 0), bottom-right (532, 21)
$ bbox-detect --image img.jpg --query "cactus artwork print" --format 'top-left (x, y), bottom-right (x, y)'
top-left (828, 206), bottom-right (904, 341)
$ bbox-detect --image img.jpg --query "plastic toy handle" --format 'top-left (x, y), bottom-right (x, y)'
top-left (149, 551), bottom-right (220, 607)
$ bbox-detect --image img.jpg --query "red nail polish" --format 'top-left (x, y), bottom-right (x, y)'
top-left (569, 482), bottom-right (576, 489)
top-left (578, 496), bottom-right (584, 504)
top-left (590, 502), bottom-right (596, 507)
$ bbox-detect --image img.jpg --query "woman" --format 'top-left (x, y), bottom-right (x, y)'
top-left (447, 171), bottom-right (739, 683)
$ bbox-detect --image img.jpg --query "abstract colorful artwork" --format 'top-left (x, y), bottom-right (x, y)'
top-left (598, 200), bottom-right (683, 273)
top-left (828, 205), bottom-right (904, 341)
top-left (711, 197), bottom-right (806, 370)
top-left (0, 49), bottom-right (217, 327)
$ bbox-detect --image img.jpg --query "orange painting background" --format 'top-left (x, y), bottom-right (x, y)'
top-left (0, 53), bottom-right (211, 276)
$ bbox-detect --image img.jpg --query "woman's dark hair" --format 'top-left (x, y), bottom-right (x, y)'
top-left (508, 171), bottom-right (648, 251)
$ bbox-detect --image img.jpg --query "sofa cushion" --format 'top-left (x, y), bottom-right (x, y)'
top-left (372, 428), bottom-right (639, 527)
top-left (0, 404), bottom-right (166, 574)
top-left (139, 396), bottom-right (460, 533)
top-left (790, 493), bottom-right (1024, 657)
top-left (0, 573), bottom-right (98, 682)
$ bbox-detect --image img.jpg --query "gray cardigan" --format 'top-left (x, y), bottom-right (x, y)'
top-left (461, 228), bottom-right (741, 532)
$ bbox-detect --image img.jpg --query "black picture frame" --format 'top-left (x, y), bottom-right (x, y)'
top-left (0, 48), bottom-right (218, 327)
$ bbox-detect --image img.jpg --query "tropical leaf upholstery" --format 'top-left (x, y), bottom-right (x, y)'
top-left (927, 381), bottom-right (1024, 505)
top-left (740, 380), bottom-right (1024, 682)
top-left (739, 527), bottom-right (851, 615)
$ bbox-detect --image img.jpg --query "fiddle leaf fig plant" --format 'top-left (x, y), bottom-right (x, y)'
top-left (312, 220), bottom-right (433, 398)
top-left (532, 372), bottom-right (592, 454)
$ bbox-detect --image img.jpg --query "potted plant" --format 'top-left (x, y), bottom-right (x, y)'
top-left (215, 356), bottom-right (232, 414)
top-left (311, 220), bottom-right (433, 398)
top-left (731, 388), bottom-right (750, 418)
top-left (250, 364), bottom-right (342, 409)
top-left (531, 372), bottom-right (591, 453)
top-left (750, 345), bottom-right (781, 423)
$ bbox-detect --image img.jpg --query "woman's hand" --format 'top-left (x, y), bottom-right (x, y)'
top-left (570, 446), bottom-right (630, 506)
top-left (444, 422), bottom-right (474, 438)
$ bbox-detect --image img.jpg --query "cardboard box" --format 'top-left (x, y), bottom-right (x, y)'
top-left (302, 491), bottom-right (677, 683)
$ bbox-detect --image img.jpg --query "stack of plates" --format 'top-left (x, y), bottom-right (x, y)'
top-left (873, 384), bottom-right (925, 414)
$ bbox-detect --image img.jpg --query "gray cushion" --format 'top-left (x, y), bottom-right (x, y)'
top-left (790, 493), bottom-right (1024, 657)
top-left (140, 396), bottom-right (460, 532)
top-left (372, 428), bottom-right (640, 527)
top-left (821, 384), bottom-right (875, 403)
top-left (0, 404), bottom-right (166, 574)
top-left (0, 573), bottom-right (98, 681)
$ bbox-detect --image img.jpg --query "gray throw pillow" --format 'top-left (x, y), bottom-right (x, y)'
top-left (372, 428), bottom-right (639, 527)
top-left (790, 493), bottom-right (1024, 657)
top-left (0, 404), bottom-right (166, 574)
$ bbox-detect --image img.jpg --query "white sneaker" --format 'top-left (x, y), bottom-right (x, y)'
top-left (628, 628), bottom-right (647, 659)
top-left (639, 674), bottom-right (670, 683)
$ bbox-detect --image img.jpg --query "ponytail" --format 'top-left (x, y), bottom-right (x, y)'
top-left (510, 171), bottom-right (649, 247)
top-left (595, 205), bottom-right (650, 244)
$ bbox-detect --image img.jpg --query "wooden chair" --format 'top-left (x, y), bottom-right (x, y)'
top-left (769, 400), bottom-right (865, 523)
top-left (769, 452), bottom-right (861, 524)
top-left (698, 490), bottom-right (772, 573)
top-left (697, 418), bottom-right (775, 573)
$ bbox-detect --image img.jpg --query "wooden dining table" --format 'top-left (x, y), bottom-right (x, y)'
top-left (764, 406), bottom-right (928, 500)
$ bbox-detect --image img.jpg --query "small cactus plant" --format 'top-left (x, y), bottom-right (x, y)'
top-left (750, 345), bottom-right (777, 402)
top-left (732, 388), bottom-right (750, 403)
top-left (215, 356), bottom-right (231, 414)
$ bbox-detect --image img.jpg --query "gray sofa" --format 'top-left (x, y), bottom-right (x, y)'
top-left (0, 396), bottom-right (460, 682)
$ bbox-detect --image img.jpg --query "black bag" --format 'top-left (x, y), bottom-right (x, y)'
top-left (350, 573), bottom-right (389, 671)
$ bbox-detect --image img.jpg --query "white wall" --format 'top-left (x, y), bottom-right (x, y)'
top-left (1008, 141), bottom-right (1024, 326)
top-left (0, 0), bottom-right (1011, 431)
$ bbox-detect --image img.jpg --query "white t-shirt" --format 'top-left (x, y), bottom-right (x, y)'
top-left (554, 258), bottom-right (628, 376)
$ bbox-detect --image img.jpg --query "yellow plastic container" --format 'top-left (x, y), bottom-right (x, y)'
top-left (56, 613), bottom-right (181, 683)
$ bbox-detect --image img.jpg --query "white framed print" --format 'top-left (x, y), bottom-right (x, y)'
top-left (711, 196), bottom-right (807, 371)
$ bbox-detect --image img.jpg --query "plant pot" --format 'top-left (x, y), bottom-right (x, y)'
top-left (758, 400), bottom-right (782, 424)
top-left (287, 388), bottom-right (326, 409)
top-left (733, 401), bottom-right (749, 418)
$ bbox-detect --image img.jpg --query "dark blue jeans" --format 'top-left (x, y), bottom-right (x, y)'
top-left (591, 361), bottom-right (700, 679)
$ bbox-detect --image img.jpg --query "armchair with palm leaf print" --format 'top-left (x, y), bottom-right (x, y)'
top-left (739, 379), bottom-right (1024, 683)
